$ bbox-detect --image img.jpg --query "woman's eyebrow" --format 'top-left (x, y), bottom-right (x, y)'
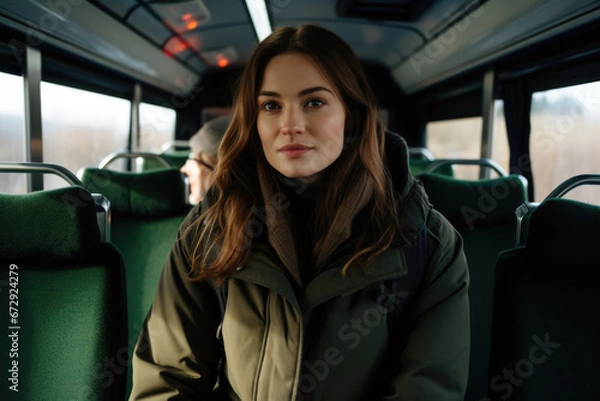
top-left (258, 90), bottom-right (279, 98)
top-left (298, 86), bottom-right (333, 96)
top-left (257, 86), bottom-right (334, 98)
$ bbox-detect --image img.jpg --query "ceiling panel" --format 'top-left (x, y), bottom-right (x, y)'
top-left (95, 0), bottom-right (137, 18)
top-left (268, 0), bottom-right (460, 69)
top-left (0, 0), bottom-right (200, 93)
top-left (392, 0), bottom-right (600, 94)
top-left (3, 0), bottom-right (597, 97)
top-left (149, 1), bottom-right (211, 35)
top-left (128, 6), bottom-right (173, 46)
top-left (277, 20), bottom-right (424, 68)
top-left (192, 24), bottom-right (258, 68)
top-left (198, 0), bottom-right (251, 26)
top-left (336, 0), bottom-right (437, 21)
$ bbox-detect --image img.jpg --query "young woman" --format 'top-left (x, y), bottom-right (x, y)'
top-left (130, 25), bottom-right (469, 401)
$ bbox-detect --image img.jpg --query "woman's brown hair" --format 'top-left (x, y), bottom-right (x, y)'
top-left (189, 24), bottom-right (398, 282)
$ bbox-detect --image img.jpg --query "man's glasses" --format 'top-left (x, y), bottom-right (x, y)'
top-left (188, 152), bottom-right (215, 171)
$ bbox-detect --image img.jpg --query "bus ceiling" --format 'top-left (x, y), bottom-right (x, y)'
top-left (0, 0), bottom-right (599, 97)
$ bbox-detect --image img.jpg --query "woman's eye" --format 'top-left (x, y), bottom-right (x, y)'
top-left (306, 99), bottom-right (324, 108)
top-left (263, 101), bottom-right (279, 111)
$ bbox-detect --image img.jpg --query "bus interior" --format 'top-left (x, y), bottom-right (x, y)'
top-left (1, 0), bottom-right (600, 400)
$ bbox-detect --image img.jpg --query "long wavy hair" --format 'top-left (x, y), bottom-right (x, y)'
top-left (189, 24), bottom-right (399, 282)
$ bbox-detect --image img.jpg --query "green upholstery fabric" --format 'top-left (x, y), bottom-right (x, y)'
top-left (0, 186), bottom-right (100, 261)
top-left (489, 198), bottom-right (600, 401)
top-left (409, 158), bottom-right (454, 177)
top-left (161, 150), bottom-right (188, 169)
top-left (527, 198), bottom-right (600, 263)
top-left (419, 173), bottom-right (527, 228)
top-left (80, 166), bottom-right (191, 397)
top-left (419, 173), bottom-right (528, 401)
top-left (0, 188), bottom-right (127, 400)
top-left (142, 150), bottom-right (189, 171)
top-left (113, 215), bottom-right (185, 346)
top-left (79, 168), bottom-right (188, 217)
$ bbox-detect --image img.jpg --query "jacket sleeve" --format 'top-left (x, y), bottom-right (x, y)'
top-left (129, 206), bottom-right (224, 400)
top-left (379, 209), bottom-right (470, 401)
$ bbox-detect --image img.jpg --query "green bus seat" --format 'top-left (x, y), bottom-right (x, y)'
top-left (79, 167), bottom-right (191, 398)
top-left (409, 158), bottom-right (454, 177)
top-left (142, 149), bottom-right (189, 171)
top-left (488, 198), bottom-right (600, 400)
top-left (514, 174), bottom-right (600, 246)
top-left (0, 186), bottom-right (127, 400)
top-left (419, 173), bottom-right (528, 401)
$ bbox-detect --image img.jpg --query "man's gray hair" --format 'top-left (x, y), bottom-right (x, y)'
top-left (189, 115), bottom-right (231, 157)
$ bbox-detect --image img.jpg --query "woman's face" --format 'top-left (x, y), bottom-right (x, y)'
top-left (256, 53), bottom-right (346, 182)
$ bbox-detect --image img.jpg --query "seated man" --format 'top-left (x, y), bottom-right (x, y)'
top-left (180, 115), bottom-right (230, 204)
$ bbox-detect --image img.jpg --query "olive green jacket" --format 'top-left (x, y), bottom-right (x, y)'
top-left (130, 136), bottom-right (470, 401)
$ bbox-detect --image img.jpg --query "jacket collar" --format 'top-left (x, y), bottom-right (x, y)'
top-left (256, 160), bottom-right (374, 287)
top-left (233, 243), bottom-right (409, 313)
top-left (385, 131), bottom-right (431, 246)
top-left (200, 131), bottom-right (432, 295)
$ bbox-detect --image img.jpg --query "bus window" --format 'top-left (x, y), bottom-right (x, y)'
top-left (41, 82), bottom-right (130, 189)
top-left (139, 102), bottom-right (176, 153)
top-left (425, 101), bottom-right (509, 180)
top-left (0, 71), bottom-right (26, 193)
top-left (530, 81), bottom-right (600, 203)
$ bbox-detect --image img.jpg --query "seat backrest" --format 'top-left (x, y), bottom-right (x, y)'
top-left (488, 198), bottom-right (600, 401)
top-left (419, 173), bottom-right (528, 401)
top-left (0, 186), bottom-right (127, 400)
top-left (409, 158), bottom-right (454, 177)
top-left (140, 149), bottom-right (189, 171)
top-left (159, 149), bottom-right (189, 169)
top-left (79, 167), bottom-right (191, 397)
top-left (423, 157), bottom-right (509, 179)
top-left (514, 174), bottom-right (600, 246)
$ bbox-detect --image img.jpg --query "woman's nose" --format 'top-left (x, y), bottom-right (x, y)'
top-left (280, 106), bottom-right (305, 136)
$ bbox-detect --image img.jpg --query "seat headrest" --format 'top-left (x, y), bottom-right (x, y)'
top-left (160, 150), bottom-right (188, 169)
top-left (419, 174), bottom-right (528, 228)
top-left (79, 168), bottom-right (188, 217)
top-left (409, 159), bottom-right (453, 177)
top-left (526, 198), bottom-right (600, 263)
top-left (0, 186), bottom-right (101, 261)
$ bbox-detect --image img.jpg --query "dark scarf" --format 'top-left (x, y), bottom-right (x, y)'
top-left (257, 162), bottom-right (373, 286)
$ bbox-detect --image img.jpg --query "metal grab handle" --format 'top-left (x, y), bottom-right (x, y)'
top-left (0, 161), bottom-right (84, 186)
top-left (98, 152), bottom-right (171, 169)
top-left (409, 147), bottom-right (435, 161)
top-left (423, 158), bottom-right (508, 177)
top-left (160, 140), bottom-right (190, 153)
top-left (545, 174), bottom-right (600, 199)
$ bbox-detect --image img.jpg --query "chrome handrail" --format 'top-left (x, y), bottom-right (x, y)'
top-left (98, 152), bottom-right (171, 169)
top-left (0, 161), bottom-right (84, 186)
top-left (409, 147), bottom-right (435, 161)
top-left (423, 158), bottom-right (508, 177)
top-left (545, 174), bottom-right (600, 199)
top-left (160, 140), bottom-right (190, 153)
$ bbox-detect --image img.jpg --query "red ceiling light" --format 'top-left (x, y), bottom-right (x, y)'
top-left (186, 19), bottom-right (198, 30)
top-left (152, 1), bottom-right (210, 34)
top-left (164, 36), bottom-right (188, 56)
top-left (202, 46), bottom-right (238, 68)
top-left (216, 54), bottom-right (229, 68)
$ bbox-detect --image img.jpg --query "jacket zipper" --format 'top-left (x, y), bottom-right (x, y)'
top-left (252, 245), bottom-right (306, 401)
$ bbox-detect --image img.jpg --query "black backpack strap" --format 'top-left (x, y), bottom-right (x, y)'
top-left (382, 226), bottom-right (428, 334)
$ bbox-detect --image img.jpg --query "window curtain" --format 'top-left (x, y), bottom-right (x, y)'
top-left (503, 81), bottom-right (534, 201)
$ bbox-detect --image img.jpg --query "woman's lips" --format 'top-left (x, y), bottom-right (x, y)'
top-left (278, 144), bottom-right (313, 158)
